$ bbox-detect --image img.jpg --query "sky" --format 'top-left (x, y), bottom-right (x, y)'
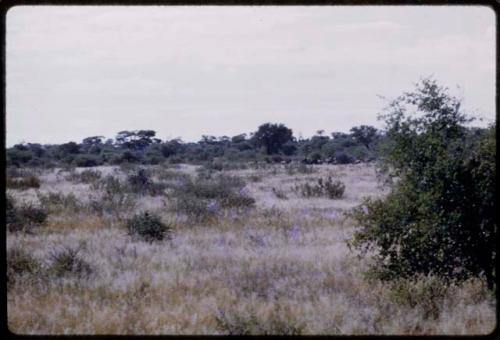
top-left (6, 5), bottom-right (496, 146)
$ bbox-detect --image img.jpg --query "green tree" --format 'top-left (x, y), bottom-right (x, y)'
top-left (350, 125), bottom-right (378, 150)
top-left (350, 78), bottom-right (496, 287)
top-left (252, 123), bottom-right (294, 155)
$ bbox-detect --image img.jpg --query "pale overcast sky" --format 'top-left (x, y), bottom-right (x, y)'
top-left (6, 5), bottom-right (496, 146)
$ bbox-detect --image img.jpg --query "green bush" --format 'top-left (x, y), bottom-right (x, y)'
top-left (7, 196), bottom-right (48, 233)
top-left (7, 246), bottom-right (41, 288)
top-left (294, 176), bottom-right (345, 199)
top-left (6, 175), bottom-right (41, 190)
top-left (48, 245), bottom-right (93, 278)
top-left (127, 169), bottom-right (166, 196)
top-left (126, 211), bottom-right (172, 242)
top-left (350, 79), bottom-right (496, 287)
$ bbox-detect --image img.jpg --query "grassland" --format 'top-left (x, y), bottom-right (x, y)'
top-left (6, 163), bottom-right (496, 335)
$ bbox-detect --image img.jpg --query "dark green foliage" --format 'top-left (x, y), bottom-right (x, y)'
top-left (350, 78), bottom-right (496, 287)
top-left (294, 176), bottom-right (345, 199)
top-left (48, 245), bottom-right (93, 278)
top-left (126, 211), bottom-right (172, 242)
top-left (6, 175), bottom-right (40, 190)
top-left (7, 196), bottom-right (48, 233)
top-left (350, 125), bottom-right (379, 150)
top-left (252, 123), bottom-right (294, 155)
top-left (7, 247), bottom-right (41, 288)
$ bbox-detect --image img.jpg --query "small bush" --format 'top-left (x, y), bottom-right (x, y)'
top-left (88, 175), bottom-right (136, 218)
top-left (387, 275), bottom-right (449, 320)
top-left (48, 245), bottom-right (92, 279)
top-left (6, 175), bottom-right (41, 190)
top-left (37, 191), bottom-right (81, 214)
top-left (7, 196), bottom-right (48, 233)
top-left (128, 169), bottom-right (166, 196)
top-left (284, 162), bottom-right (315, 175)
top-left (170, 174), bottom-right (255, 222)
top-left (126, 211), bottom-right (172, 242)
top-left (334, 151), bottom-right (353, 164)
top-left (7, 247), bottom-right (41, 288)
top-left (272, 187), bottom-right (288, 200)
top-left (215, 306), bottom-right (305, 335)
top-left (294, 176), bottom-right (345, 199)
top-left (65, 169), bottom-right (102, 184)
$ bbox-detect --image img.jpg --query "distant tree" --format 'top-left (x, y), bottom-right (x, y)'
top-left (115, 130), bottom-right (157, 150)
top-left (231, 133), bottom-right (247, 144)
top-left (58, 142), bottom-right (80, 155)
top-left (252, 123), bottom-right (294, 155)
top-left (350, 125), bottom-right (378, 150)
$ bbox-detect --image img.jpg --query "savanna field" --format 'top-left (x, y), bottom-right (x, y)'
top-left (6, 162), bottom-right (496, 335)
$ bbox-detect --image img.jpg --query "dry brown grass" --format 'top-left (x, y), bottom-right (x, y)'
top-left (7, 163), bottom-right (496, 335)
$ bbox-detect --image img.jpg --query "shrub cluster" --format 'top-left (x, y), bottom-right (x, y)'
top-left (7, 195), bottom-right (48, 233)
top-left (126, 211), bottom-right (172, 242)
top-left (37, 191), bottom-right (81, 214)
top-left (7, 246), bottom-right (41, 288)
top-left (170, 174), bottom-right (255, 222)
top-left (6, 175), bottom-right (41, 190)
top-left (294, 176), bottom-right (345, 199)
top-left (48, 245), bottom-right (93, 279)
top-left (127, 169), bottom-right (166, 196)
top-left (65, 169), bottom-right (102, 184)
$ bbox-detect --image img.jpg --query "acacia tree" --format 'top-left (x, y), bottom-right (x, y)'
top-left (252, 123), bottom-right (294, 155)
top-left (350, 78), bottom-right (496, 287)
top-left (350, 125), bottom-right (378, 150)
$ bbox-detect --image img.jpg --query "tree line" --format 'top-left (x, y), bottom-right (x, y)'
top-left (7, 123), bottom-right (385, 167)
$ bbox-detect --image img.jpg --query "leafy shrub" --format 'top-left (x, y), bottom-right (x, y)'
top-left (7, 196), bottom-right (48, 233)
top-left (294, 176), bottom-right (345, 199)
top-left (350, 79), bottom-right (496, 287)
top-left (126, 211), bottom-right (172, 242)
top-left (6, 175), bottom-right (41, 190)
top-left (7, 246), bottom-right (41, 288)
top-left (48, 245), bottom-right (92, 279)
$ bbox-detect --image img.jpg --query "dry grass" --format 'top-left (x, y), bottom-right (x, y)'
top-left (7, 163), bottom-right (496, 335)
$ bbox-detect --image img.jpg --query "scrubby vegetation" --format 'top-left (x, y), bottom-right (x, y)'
top-left (6, 79), bottom-right (495, 335)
